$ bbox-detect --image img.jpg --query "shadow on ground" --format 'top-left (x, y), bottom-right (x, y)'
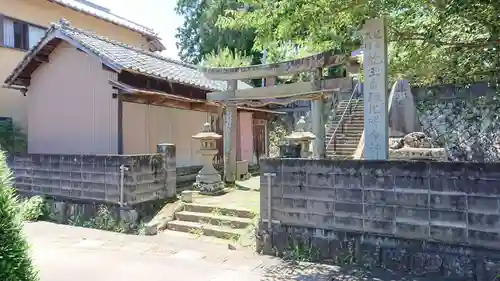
top-left (260, 261), bottom-right (433, 281)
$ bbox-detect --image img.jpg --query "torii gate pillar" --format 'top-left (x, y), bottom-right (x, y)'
top-left (311, 67), bottom-right (325, 159)
top-left (223, 80), bottom-right (238, 184)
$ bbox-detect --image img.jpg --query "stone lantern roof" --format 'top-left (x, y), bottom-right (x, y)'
top-left (192, 123), bottom-right (222, 140)
top-left (285, 116), bottom-right (316, 141)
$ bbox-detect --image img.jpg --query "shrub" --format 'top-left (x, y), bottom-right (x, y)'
top-left (0, 119), bottom-right (27, 153)
top-left (19, 196), bottom-right (45, 222)
top-left (0, 150), bottom-right (39, 280)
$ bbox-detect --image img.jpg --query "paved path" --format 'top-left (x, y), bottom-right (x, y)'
top-left (235, 176), bottom-right (260, 191)
top-left (25, 222), bottom-right (431, 281)
top-left (195, 187), bottom-right (260, 213)
top-left (25, 222), bottom-right (335, 281)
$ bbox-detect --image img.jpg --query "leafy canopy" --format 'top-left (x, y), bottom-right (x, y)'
top-left (175, 0), bottom-right (257, 65)
top-left (216, 0), bottom-right (500, 86)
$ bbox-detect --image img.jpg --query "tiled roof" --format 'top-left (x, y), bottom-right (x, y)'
top-left (5, 20), bottom-right (252, 92)
top-left (48, 0), bottom-right (158, 38)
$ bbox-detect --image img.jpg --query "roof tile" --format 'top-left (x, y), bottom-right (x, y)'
top-left (6, 21), bottom-right (252, 92)
top-left (49, 0), bottom-right (158, 38)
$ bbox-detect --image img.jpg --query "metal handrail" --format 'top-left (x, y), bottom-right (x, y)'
top-left (326, 82), bottom-right (361, 153)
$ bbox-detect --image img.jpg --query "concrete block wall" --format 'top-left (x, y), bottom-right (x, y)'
top-left (259, 158), bottom-right (500, 280)
top-left (8, 145), bottom-right (176, 206)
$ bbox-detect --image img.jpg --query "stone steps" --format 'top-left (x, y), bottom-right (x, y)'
top-left (167, 220), bottom-right (243, 240)
top-left (166, 203), bottom-right (256, 240)
top-left (329, 117), bottom-right (364, 122)
top-left (327, 144), bottom-right (359, 149)
top-left (325, 98), bottom-right (365, 158)
top-left (326, 133), bottom-right (362, 139)
top-left (175, 211), bottom-right (252, 229)
top-left (184, 204), bottom-right (255, 219)
top-left (327, 125), bottom-right (364, 130)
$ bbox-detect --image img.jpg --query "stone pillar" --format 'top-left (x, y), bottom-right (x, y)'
top-left (362, 18), bottom-right (389, 160)
top-left (223, 80), bottom-right (238, 184)
top-left (157, 143), bottom-right (176, 198)
top-left (311, 67), bottom-right (325, 159)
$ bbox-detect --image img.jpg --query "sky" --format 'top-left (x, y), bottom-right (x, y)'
top-left (92, 0), bottom-right (183, 59)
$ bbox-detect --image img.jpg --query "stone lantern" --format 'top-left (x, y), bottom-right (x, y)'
top-left (285, 116), bottom-right (316, 158)
top-left (192, 122), bottom-right (223, 193)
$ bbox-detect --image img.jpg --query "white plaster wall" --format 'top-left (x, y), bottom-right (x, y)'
top-left (28, 42), bottom-right (118, 154)
top-left (122, 103), bottom-right (210, 167)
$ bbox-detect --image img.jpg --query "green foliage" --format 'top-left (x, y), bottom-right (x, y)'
top-left (0, 150), bottom-right (39, 281)
top-left (66, 205), bottom-right (146, 235)
top-left (284, 242), bottom-right (319, 263)
top-left (269, 117), bottom-right (288, 153)
top-left (19, 196), bottom-right (45, 222)
top-left (0, 119), bottom-right (27, 154)
top-left (68, 205), bottom-right (124, 233)
top-left (201, 47), bottom-right (253, 67)
top-left (175, 0), bottom-right (257, 65)
top-left (217, 0), bottom-right (500, 86)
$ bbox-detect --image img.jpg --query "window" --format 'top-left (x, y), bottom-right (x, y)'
top-left (1, 17), bottom-right (46, 51)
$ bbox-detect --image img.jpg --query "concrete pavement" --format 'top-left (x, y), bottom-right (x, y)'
top-left (24, 222), bottom-right (428, 281)
top-left (24, 222), bottom-right (336, 281)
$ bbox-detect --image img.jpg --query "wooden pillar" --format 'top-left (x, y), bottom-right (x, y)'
top-left (362, 18), bottom-right (389, 160)
top-left (223, 80), bottom-right (238, 184)
top-left (311, 67), bottom-right (325, 159)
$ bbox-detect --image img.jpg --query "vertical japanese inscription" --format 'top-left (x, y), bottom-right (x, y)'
top-left (362, 18), bottom-right (389, 160)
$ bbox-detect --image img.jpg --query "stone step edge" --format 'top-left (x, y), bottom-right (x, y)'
top-left (175, 211), bottom-right (253, 229)
top-left (183, 203), bottom-right (256, 219)
top-left (166, 220), bottom-right (243, 240)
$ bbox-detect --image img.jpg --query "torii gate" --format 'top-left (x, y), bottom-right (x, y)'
top-left (199, 18), bottom-right (389, 183)
top-left (199, 52), bottom-right (354, 183)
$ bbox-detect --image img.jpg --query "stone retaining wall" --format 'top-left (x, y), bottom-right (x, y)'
top-left (8, 144), bottom-right (176, 206)
top-left (259, 158), bottom-right (500, 280)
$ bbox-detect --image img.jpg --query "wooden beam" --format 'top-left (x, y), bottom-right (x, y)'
top-left (34, 55), bottom-right (49, 63)
top-left (14, 77), bottom-right (30, 87)
top-left (200, 51), bottom-right (347, 80)
top-left (120, 94), bottom-right (220, 113)
top-left (207, 77), bottom-right (353, 101)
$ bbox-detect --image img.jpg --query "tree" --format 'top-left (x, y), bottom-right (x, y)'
top-left (175, 0), bottom-right (258, 65)
top-left (201, 47), bottom-right (253, 67)
top-left (217, 0), bottom-right (500, 86)
top-left (0, 150), bottom-right (39, 281)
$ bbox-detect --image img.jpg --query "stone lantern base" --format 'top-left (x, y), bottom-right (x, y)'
top-left (193, 181), bottom-right (225, 195)
top-left (193, 172), bottom-right (224, 194)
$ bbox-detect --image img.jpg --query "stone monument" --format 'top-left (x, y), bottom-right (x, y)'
top-left (362, 18), bottom-right (389, 160)
top-left (285, 116), bottom-right (316, 158)
top-left (388, 79), bottom-right (421, 137)
top-left (192, 122), bottom-right (224, 193)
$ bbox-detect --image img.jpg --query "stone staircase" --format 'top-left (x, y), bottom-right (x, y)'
top-left (166, 203), bottom-right (256, 240)
top-left (325, 99), bottom-right (364, 158)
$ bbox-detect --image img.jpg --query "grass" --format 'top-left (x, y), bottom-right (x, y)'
top-left (188, 227), bottom-right (204, 238)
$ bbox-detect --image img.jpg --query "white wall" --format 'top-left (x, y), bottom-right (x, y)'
top-left (122, 103), bottom-right (211, 167)
top-left (28, 42), bottom-right (118, 154)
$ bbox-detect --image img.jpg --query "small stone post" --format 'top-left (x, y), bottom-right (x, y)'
top-left (192, 122), bottom-right (224, 193)
top-left (157, 143), bottom-right (176, 198)
top-left (285, 116), bottom-right (316, 158)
